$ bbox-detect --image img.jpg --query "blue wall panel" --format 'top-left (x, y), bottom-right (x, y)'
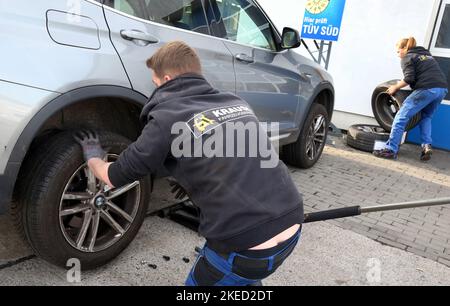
top-left (407, 103), bottom-right (450, 151)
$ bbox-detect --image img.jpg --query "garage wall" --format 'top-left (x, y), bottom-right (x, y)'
top-left (258, 0), bottom-right (439, 118)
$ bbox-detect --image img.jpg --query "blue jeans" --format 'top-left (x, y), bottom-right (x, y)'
top-left (185, 228), bottom-right (301, 286)
top-left (385, 88), bottom-right (448, 153)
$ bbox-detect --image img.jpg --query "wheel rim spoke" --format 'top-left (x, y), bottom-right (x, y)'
top-left (311, 141), bottom-right (316, 159)
top-left (306, 141), bottom-right (313, 158)
top-left (59, 154), bottom-right (141, 253)
top-left (106, 181), bottom-right (139, 200)
top-left (99, 180), bottom-right (106, 194)
top-left (306, 115), bottom-right (326, 160)
top-left (60, 204), bottom-right (91, 217)
top-left (88, 212), bottom-right (100, 252)
top-left (309, 125), bottom-right (315, 138)
top-left (314, 137), bottom-right (324, 144)
top-left (63, 192), bottom-right (92, 201)
top-left (76, 209), bottom-right (93, 248)
top-left (85, 168), bottom-right (97, 193)
top-left (100, 211), bottom-right (125, 235)
top-left (106, 201), bottom-right (133, 223)
top-left (99, 154), bottom-right (109, 192)
top-left (313, 116), bottom-right (325, 133)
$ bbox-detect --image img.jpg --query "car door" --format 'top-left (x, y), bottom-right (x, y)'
top-left (206, 0), bottom-right (308, 134)
top-left (101, 0), bottom-right (236, 97)
top-left (100, 0), bottom-right (236, 210)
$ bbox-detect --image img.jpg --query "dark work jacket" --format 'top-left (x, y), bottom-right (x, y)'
top-left (108, 74), bottom-right (304, 252)
top-left (401, 47), bottom-right (448, 90)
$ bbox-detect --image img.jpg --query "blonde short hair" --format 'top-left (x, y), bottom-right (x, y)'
top-left (146, 41), bottom-right (202, 78)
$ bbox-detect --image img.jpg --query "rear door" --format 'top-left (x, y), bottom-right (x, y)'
top-left (100, 0), bottom-right (236, 210)
top-left (206, 0), bottom-right (309, 134)
top-left (101, 0), bottom-right (235, 97)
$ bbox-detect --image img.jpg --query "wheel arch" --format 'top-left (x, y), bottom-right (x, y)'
top-left (311, 82), bottom-right (335, 120)
top-left (291, 81), bottom-right (334, 142)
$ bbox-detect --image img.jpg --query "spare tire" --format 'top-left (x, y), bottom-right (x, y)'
top-left (372, 80), bottom-right (420, 132)
top-left (347, 124), bottom-right (390, 152)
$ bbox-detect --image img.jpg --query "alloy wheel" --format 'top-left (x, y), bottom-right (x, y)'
top-left (59, 154), bottom-right (141, 253)
top-left (305, 114), bottom-right (327, 161)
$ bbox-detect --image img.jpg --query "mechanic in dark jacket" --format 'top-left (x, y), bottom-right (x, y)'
top-left (75, 41), bottom-right (303, 286)
top-left (374, 37), bottom-right (448, 161)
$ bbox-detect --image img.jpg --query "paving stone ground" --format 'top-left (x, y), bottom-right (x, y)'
top-left (292, 135), bottom-right (450, 266)
top-left (1, 135), bottom-right (450, 285)
top-left (2, 217), bottom-right (450, 286)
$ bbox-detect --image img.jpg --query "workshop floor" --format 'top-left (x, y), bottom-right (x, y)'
top-left (1, 136), bottom-right (450, 285)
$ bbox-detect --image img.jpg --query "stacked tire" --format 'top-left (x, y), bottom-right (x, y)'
top-left (346, 80), bottom-right (417, 152)
top-left (347, 125), bottom-right (390, 152)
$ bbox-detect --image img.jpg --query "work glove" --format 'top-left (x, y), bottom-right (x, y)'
top-left (167, 178), bottom-right (188, 200)
top-left (73, 130), bottom-right (107, 162)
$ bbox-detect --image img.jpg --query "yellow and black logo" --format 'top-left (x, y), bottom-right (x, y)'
top-left (419, 55), bottom-right (431, 62)
top-left (193, 114), bottom-right (216, 134)
top-left (186, 105), bottom-right (255, 138)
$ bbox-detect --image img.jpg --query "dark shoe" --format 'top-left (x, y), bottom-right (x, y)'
top-left (421, 144), bottom-right (433, 161)
top-left (373, 148), bottom-right (397, 160)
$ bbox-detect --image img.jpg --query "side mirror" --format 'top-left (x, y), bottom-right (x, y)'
top-left (281, 27), bottom-right (301, 50)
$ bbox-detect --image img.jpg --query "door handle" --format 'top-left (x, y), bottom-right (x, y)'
top-left (120, 30), bottom-right (159, 44)
top-left (235, 53), bottom-right (254, 63)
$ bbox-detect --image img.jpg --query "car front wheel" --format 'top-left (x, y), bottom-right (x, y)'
top-left (15, 131), bottom-right (151, 270)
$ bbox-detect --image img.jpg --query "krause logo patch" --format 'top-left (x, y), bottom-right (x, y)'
top-left (419, 55), bottom-right (432, 62)
top-left (187, 105), bottom-right (255, 138)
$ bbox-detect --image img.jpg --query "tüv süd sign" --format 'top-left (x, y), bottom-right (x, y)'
top-left (301, 0), bottom-right (346, 42)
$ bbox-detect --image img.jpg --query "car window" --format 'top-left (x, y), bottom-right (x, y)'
top-left (143, 0), bottom-right (209, 34)
top-left (104, 0), bottom-right (209, 35)
top-left (212, 0), bottom-right (277, 50)
top-left (103, 0), bottom-right (147, 19)
top-left (113, 1), bottom-right (136, 15)
top-left (436, 4), bottom-right (450, 49)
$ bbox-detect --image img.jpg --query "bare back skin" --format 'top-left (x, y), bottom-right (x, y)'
top-left (249, 224), bottom-right (301, 250)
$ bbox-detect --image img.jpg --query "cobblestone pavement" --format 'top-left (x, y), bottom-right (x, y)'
top-left (292, 135), bottom-right (450, 267)
top-left (2, 217), bottom-right (450, 286)
top-left (1, 135), bottom-right (450, 285)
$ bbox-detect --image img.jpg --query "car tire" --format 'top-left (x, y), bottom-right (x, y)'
top-left (16, 131), bottom-right (150, 270)
top-left (10, 131), bottom-right (62, 243)
top-left (346, 124), bottom-right (390, 152)
top-left (282, 103), bottom-right (329, 169)
top-left (372, 84), bottom-right (420, 132)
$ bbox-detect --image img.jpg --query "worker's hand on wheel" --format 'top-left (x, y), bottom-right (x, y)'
top-left (73, 130), bottom-right (107, 162)
top-left (168, 179), bottom-right (188, 200)
top-left (387, 85), bottom-right (398, 96)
